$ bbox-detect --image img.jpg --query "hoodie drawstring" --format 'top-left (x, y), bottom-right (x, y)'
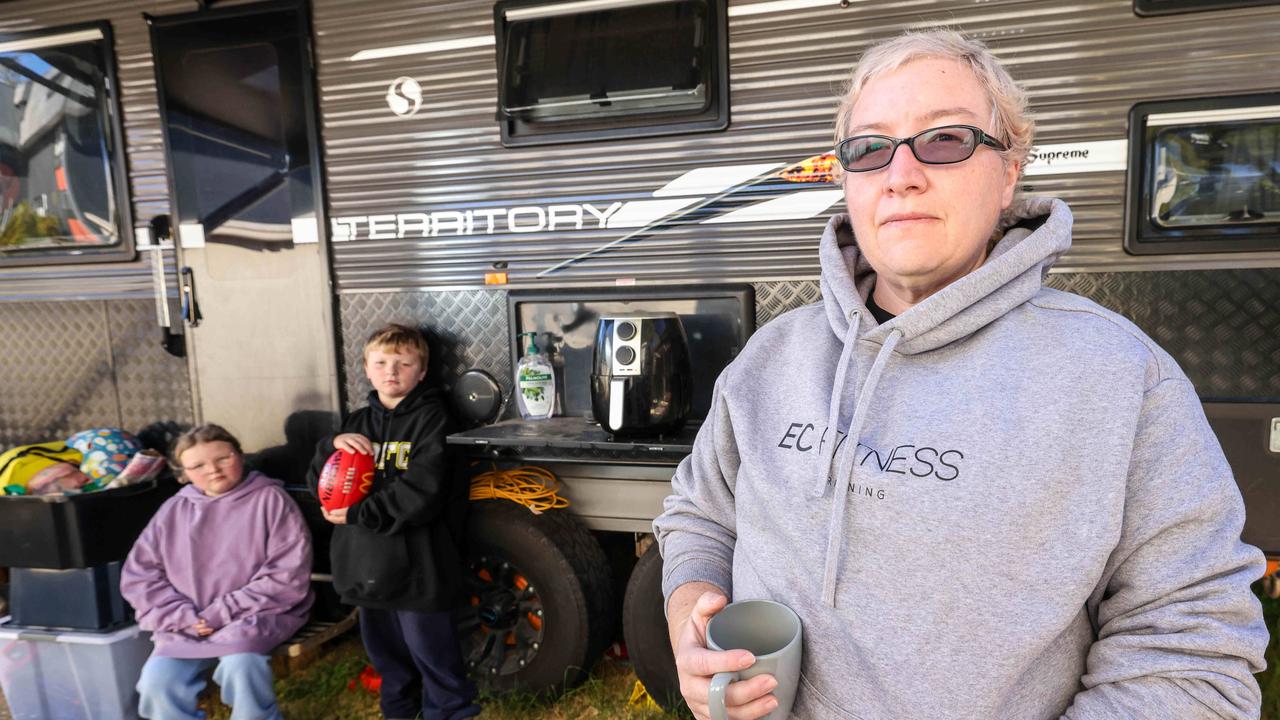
top-left (815, 311), bottom-right (862, 499)
top-left (819, 326), bottom-right (903, 607)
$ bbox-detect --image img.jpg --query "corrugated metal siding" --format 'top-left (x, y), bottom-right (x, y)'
top-left (0, 297), bottom-right (193, 446)
top-left (0, 0), bottom-right (1275, 295)
top-left (312, 0), bottom-right (1280, 291)
top-left (0, 0), bottom-right (191, 302)
top-left (0, 252), bottom-right (168, 302)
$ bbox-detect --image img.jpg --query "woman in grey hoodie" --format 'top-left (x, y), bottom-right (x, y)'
top-left (654, 30), bottom-right (1269, 720)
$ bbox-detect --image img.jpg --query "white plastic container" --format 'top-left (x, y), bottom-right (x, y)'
top-left (0, 619), bottom-right (153, 720)
top-left (515, 331), bottom-right (555, 420)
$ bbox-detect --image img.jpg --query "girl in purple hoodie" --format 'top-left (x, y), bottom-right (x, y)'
top-left (121, 424), bottom-right (313, 720)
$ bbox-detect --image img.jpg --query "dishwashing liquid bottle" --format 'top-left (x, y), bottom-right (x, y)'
top-left (515, 332), bottom-right (555, 420)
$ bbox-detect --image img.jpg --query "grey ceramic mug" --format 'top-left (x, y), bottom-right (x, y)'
top-left (706, 599), bottom-right (803, 720)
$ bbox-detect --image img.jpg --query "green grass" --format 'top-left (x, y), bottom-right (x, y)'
top-left (195, 584), bottom-right (1280, 720)
top-left (198, 634), bottom-right (689, 720)
top-left (478, 660), bottom-right (688, 720)
top-left (200, 636), bottom-right (382, 719)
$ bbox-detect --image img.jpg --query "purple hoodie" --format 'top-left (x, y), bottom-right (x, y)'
top-left (121, 471), bottom-right (313, 658)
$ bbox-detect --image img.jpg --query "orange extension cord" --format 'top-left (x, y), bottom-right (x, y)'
top-left (468, 464), bottom-right (569, 514)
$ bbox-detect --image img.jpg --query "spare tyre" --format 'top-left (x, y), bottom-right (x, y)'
top-left (623, 541), bottom-right (685, 712)
top-left (458, 499), bottom-right (615, 697)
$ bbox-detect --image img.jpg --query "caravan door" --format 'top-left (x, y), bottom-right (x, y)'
top-left (148, 1), bottom-right (339, 453)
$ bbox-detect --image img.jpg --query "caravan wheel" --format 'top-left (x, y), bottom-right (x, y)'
top-left (622, 542), bottom-right (685, 712)
top-left (458, 499), bottom-right (615, 697)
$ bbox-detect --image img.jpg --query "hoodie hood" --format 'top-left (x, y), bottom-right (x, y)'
top-left (820, 195), bottom-right (1072, 352)
top-left (364, 383), bottom-right (448, 468)
top-left (176, 469), bottom-right (281, 504)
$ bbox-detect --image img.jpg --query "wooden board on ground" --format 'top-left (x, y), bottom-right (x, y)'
top-left (272, 609), bottom-right (359, 676)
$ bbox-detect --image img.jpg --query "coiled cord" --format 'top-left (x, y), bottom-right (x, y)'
top-left (469, 464), bottom-right (569, 514)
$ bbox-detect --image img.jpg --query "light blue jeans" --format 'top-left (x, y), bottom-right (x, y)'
top-left (136, 652), bottom-right (282, 720)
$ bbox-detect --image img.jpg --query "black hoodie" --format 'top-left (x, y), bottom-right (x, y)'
top-left (307, 383), bottom-right (468, 612)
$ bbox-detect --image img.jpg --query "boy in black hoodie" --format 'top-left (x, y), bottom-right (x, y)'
top-left (309, 323), bottom-right (479, 720)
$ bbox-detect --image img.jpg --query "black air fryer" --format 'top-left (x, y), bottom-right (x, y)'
top-left (591, 313), bottom-right (693, 437)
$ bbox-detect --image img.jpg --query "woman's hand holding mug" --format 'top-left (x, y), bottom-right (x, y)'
top-left (668, 584), bottom-right (782, 720)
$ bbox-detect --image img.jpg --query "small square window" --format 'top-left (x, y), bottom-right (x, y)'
top-left (494, 0), bottom-right (729, 147)
top-left (1125, 94), bottom-right (1280, 255)
top-left (0, 22), bottom-right (133, 267)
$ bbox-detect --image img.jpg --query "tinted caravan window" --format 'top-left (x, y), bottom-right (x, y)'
top-left (150, 6), bottom-right (319, 247)
top-left (495, 0), bottom-right (728, 146)
top-left (1125, 95), bottom-right (1280, 254)
top-left (1152, 124), bottom-right (1279, 227)
top-left (0, 24), bottom-right (133, 267)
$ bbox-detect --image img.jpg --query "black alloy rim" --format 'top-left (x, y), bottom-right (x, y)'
top-left (458, 553), bottom-right (546, 678)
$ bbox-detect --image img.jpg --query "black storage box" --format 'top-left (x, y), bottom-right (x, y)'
top-left (10, 562), bottom-right (132, 631)
top-left (0, 479), bottom-right (179, 569)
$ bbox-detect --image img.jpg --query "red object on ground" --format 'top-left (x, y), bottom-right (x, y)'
top-left (347, 664), bottom-right (382, 694)
top-left (317, 449), bottom-right (375, 512)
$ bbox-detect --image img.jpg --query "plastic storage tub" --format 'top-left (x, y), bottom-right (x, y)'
top-left (0, 479), bottom-right (178, 569)
top-left (0, 620), bottom-right (153, 720)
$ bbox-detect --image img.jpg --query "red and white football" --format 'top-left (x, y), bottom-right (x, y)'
top-left (317, 449), bottom-right (375, 512)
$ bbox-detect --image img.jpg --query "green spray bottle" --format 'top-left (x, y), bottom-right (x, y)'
top-left (515, 332), bottom-right (555, 420)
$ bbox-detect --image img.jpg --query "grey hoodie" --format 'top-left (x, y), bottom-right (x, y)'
top-left (654, 197), bottom-right (1267, 719)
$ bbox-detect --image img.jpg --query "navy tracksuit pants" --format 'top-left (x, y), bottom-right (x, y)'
top-left (359, 607), bottom-right (480, 720)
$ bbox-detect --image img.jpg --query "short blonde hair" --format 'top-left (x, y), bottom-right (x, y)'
top-left (170, 423), bottom-right (242, 474)
top-left (363, 323), bottom-right (430, 366)
top-left (833, 30), bottom-right (1034, 181)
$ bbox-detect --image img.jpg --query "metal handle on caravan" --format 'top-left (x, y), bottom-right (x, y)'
top-left (148, 238), bottom-right (170, 328)
top-left (145, 214), bottom-right (187, 357)
top-left (180, 266), bottom-right (202, 328)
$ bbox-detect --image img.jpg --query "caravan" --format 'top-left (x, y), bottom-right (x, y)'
top-left (0, 0), bottom-right (1277, 706)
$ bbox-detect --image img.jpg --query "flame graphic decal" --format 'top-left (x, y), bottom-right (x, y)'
top-left (778, 153), bottom-right (838, 184)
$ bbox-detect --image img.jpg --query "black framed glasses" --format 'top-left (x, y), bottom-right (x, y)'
top-left (835, 124), bottom-right (1008, 172)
